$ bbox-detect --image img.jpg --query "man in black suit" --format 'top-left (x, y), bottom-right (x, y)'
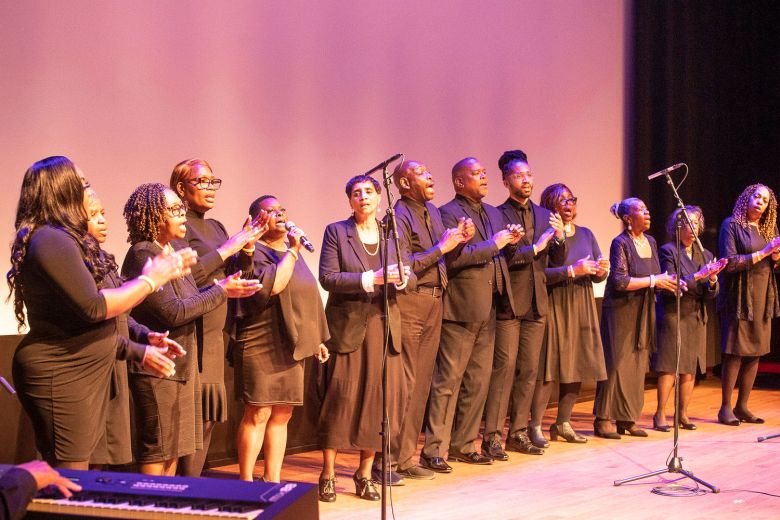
top-left (482, 149), bottom-right (566, 459)
top-left (420, 157), bottom-right (523, 472)
top-left (383, 160), bottom-right (473, 481)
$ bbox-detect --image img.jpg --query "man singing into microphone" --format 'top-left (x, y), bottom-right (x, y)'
top-left (376, 160), bottom-right (473, 483)
top-left (482, 149), bottom-right (566, 458)
top-left (421, 157), bottom-right (523, 471)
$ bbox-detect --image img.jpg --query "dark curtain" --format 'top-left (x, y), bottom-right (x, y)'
top-left (628, 1), bottom-right (780, 362)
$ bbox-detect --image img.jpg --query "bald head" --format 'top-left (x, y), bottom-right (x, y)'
top-left (394, 160), bottom-right (435, 203)
top-left (452, 157), bottom-right (488, 202)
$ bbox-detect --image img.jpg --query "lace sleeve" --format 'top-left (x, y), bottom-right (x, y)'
top-left (608, 237), bottom-right (631, 292)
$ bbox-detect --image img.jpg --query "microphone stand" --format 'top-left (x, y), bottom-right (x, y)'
top-left (614, 168), bottom-right (719, 494)
top-left (376, 160), bottom-right (406, 519)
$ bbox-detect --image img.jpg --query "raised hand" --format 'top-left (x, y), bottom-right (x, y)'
top-left (458, 217), bottom-right (476, 242)
top-left (506, 223), bottom-right (525, 245)
top-left (548, 212), bottom-right (565, 240)
top-left (142, 246), bottom-right (199, 289)
top-left (534, 228), bottom-right (556, 252)
top-left (218, 212), bottom-right (269, 259)
top-left (216, 271), bottom-right (262, 298)
top-left (695, 257), bottom-right (728, 281)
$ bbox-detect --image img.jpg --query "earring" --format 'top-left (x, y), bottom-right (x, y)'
top-left (627, 222), bottom-right (632, 231)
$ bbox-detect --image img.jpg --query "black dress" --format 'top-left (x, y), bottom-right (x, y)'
top-left (122, 241), bottom-right (226, 462)
top-left (228, 243), bottom-right (329, 405)
top-left (717, 217), bottom-right (779, 356)
top-left (12, 226), bottom-right (146, 462)
top-left (594, 232), bottom-right (660, 423)
top-left (653, 243), bottom-right (718, 374)
top-left (541, 226), bottom-right (607, 383)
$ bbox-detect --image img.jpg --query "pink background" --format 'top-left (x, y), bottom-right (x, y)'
top-left (0, 1), bottom-right (626, 333)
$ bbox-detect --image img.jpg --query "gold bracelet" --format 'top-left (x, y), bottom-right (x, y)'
top-left (138, 275), bottom-right (157, 293)
top-left (242, 246), bottom-right (256, 256)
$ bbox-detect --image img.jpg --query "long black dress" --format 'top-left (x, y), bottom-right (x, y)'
top-left (12, 226), bottom-right (146, 462)
top-left (541, 225), bottom-right (607, 384)
top-left (717, 217), bottom-right (779, 356)
top-left (122, 241), bottom-right (226, 462)
top-left (653, 243), bottom-right (718, 374)
top-left (594, 231), bottom-right (660, 423)
top-left (228, 243), bottom-right (329, 406)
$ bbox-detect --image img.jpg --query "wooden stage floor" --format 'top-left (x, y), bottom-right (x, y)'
top-left (213, 378), bottom-right (780, 519)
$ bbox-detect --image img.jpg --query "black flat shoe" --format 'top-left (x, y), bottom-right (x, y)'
top-left (678, 419), bottom-right (697, 430)
top-left (353, 473), bottom-right (380, 501)
top-left (734, 409), bottom-right (765, 424)
top-left (593, 419), bottom-right (621, 440)
top-left (447, 449), bottom-right (493, 465)
top-left (652, 416), bottom-right (671, 433)
top-left (419, 455), bottom-right (452, 473)
top-left (318, 475), bottom-right (337, 503)
top-left (481, 438), bottom-right (509, 461)
top-left (616, 421), bottom-right (648, 437)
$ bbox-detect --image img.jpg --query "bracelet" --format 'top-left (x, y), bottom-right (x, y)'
top-left (242, 246), bottom-right (256, 256)
top-left (138, 275), bottom-right (157, 294)
top-left (287, 248), bottom-right (299, 260)
top-left (649, 274), bottom-right (656, 288)
top-left (567, 265), bottom-right (575, 278)
top-left (752, 251), bottom-right (762, 264)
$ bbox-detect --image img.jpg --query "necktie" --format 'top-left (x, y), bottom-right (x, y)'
top-left (478, 206), bottom-right (504, 294)
top-left (518, 204), bottom-right (533, 244)
top-left (424, 209), bottom-right (448, 290)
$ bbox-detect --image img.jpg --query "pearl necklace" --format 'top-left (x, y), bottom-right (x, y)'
top-left (630, 232), bottom-right (648, 248)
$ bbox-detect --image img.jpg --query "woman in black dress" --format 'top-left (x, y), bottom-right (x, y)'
top-left (593, 197), bottom-right (679, 439)
top-left (717, 184), bottom-right (780, 426)
top-left (530, 184), bottom-right (608, 443)
top-left (122, 183), bottom-right (261, 476)
top-left (317, 175), bottom-right (411, 502)
top-left (8, 156), bottom-right (187, 469)
top-left (85, 188), bottom-right (186, 468)
top-left (229, 195), bottom-right (329, 483)
top-left (652, 206), bottom-right (726, 431)
top-left (170, 158), bottom-right (264, 476)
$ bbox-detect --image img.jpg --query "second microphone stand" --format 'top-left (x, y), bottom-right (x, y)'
top-left (613, 169), bottom-right (719, 494)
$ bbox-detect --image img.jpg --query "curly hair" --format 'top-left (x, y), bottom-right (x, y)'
top-left (124, 183), bottom-right (169, 244)
top-left (609, 197), bottom-right (644, 226)
top-left (666, 205), bottom-right (704, 241)
top-left (7, 156), bottom-right (112, 330)
top-left (170, 157), bottom-right (213, 197)
top-left (731, 184), bottom-right (778, 241)
top-left (540, 183), bottom-right (572, 212)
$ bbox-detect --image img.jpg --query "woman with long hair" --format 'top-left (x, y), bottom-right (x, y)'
top-left (121, 182), bottom-right (261, 476)
top-left (9, 156), bottom-right (188, 469)
top-left (229, 195), bottom-right (329, 482)
top-left (169, 158), bottom-right (265, 476)
top-left (652, 206), bottom-right (726, 431)
top-left (531, 183), bottom-right (608, 444)
top-left (592, 197), bottom-right (678, 439)
top-left (717, 184), bottom-right (780, 426)
top-left (317, 175), bottom-right (411, 502)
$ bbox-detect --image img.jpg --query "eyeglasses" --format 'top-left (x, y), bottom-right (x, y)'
top-left (165, 202), bottom-right (188, 218)
top-left (505, 171), bottom-right (534, 180)
top-left (560, 197), bottom-right (578, 206)
top-left (187, 177), bottom-right (223, 190)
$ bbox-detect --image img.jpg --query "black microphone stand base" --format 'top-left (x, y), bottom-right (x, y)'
top-left (757, 433), bottom-right (780, 442)
top-left (613, 456), bottom-right (720, 494)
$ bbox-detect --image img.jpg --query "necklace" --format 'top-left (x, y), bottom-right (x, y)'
top-left (259, 239), bottom-right (287, 252)
top-left (358, 226), bottom-right (380, 256)
top-left (630, 232), bottom-right (648, 248)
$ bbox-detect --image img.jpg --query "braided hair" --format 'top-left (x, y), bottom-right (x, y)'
top-left (731, 184), bottom-right (778, 241)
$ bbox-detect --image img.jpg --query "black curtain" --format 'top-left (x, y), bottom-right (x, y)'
top-left (628, 1), bottom-right (780, 362)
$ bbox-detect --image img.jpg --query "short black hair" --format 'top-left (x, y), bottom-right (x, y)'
top-left (345, 175), bottom-right (381, 197)
top-left (248, 195), bottom-right (276, 219)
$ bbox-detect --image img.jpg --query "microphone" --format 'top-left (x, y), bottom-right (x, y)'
top-left (285, 221), bottom-right (315, 252)
top-left (362, 153), bottom-right (403, 176)
top-left (647, 163), bottom-right (685, 180)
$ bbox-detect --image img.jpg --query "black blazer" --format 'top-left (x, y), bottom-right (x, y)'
top-left (318, 217), bottom-right (414, 355)
top-left (439, 196), bottom-right (516, 323)
top-left (499, 199), bottom-right (565, 319)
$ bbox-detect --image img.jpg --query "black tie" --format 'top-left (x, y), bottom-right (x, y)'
top-left (518, 204), bottom-right (533, 244)
top-left (477, 206), bottom-right (504, 294)
top-left (424, 209), bottom-right (448, 290)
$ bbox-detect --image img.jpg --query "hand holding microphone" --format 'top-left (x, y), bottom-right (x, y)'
top-left (285, 221), bottom-right (315, 252)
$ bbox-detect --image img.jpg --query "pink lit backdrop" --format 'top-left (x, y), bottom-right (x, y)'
top-left (0, 1), bottom-right (626, 333)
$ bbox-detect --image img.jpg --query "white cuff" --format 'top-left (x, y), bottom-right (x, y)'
top-left (361, 270), bottom-right (375, 293)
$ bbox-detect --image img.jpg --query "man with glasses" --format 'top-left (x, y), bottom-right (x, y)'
top-left (482, 149), bottom-right (566, 459)
top-left (421, 157), bottom-right (523, 472)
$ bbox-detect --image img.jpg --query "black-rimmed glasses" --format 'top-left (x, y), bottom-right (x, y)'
top-left (187, 177), bottom-right (223, 190)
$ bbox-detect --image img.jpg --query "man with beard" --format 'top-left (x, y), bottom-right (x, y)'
top-left (482, 149), bottom-right (566, 459)
top-left (377, 160), bottom-right (473, 483)
top-left (420, 157), bottom-right (523, 472)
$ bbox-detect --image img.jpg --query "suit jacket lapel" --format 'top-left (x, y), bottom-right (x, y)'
top-left (346, 218), bottom-right (370, 272)
top-left (459, 198), bottom-right (487, 241)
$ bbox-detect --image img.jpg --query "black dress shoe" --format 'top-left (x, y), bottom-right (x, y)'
top-left (678, 420), bottom-right (697, 430)
top-left (527, 425), bottom-right (550, 448)
top-left (447, 449), bottom-right (493, 465)
top-left (593, 419), bottom-right (621, 440)
top-left (481, 438), bottom-right (509, 461)
top-left (420, 455), bottom-right (452, 473)
top-left (353, 473), bottom-right (380, 501)
top-left (505, 431), bottom-right (544, 455)
top-left (616, 421), bottom-right (648, 437)
top-left (653, 416), bottom-right (671, 432)
top-left (318, 475), bottom-right (337, 503)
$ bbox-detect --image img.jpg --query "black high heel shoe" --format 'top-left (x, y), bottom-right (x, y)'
top-left (733, 408), bottom-right (765, 424)
top-left (593, 419), bottom-right (621, 440)
top-left (717, 409), bottom-right (740, 426)
top-left (616, 421), bottom-right (648, 437)
top-left (652, 416), bottom-right (671, 432)
top-left (318, 475), bottom-right (337, 503)
top-left (550, 422), bottom-right (587, 443)
top-left (353, 473), bottom-right (380, 501)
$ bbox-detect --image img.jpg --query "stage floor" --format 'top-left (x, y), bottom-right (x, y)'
top-left (214, 378), bottom-right (780, 519)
